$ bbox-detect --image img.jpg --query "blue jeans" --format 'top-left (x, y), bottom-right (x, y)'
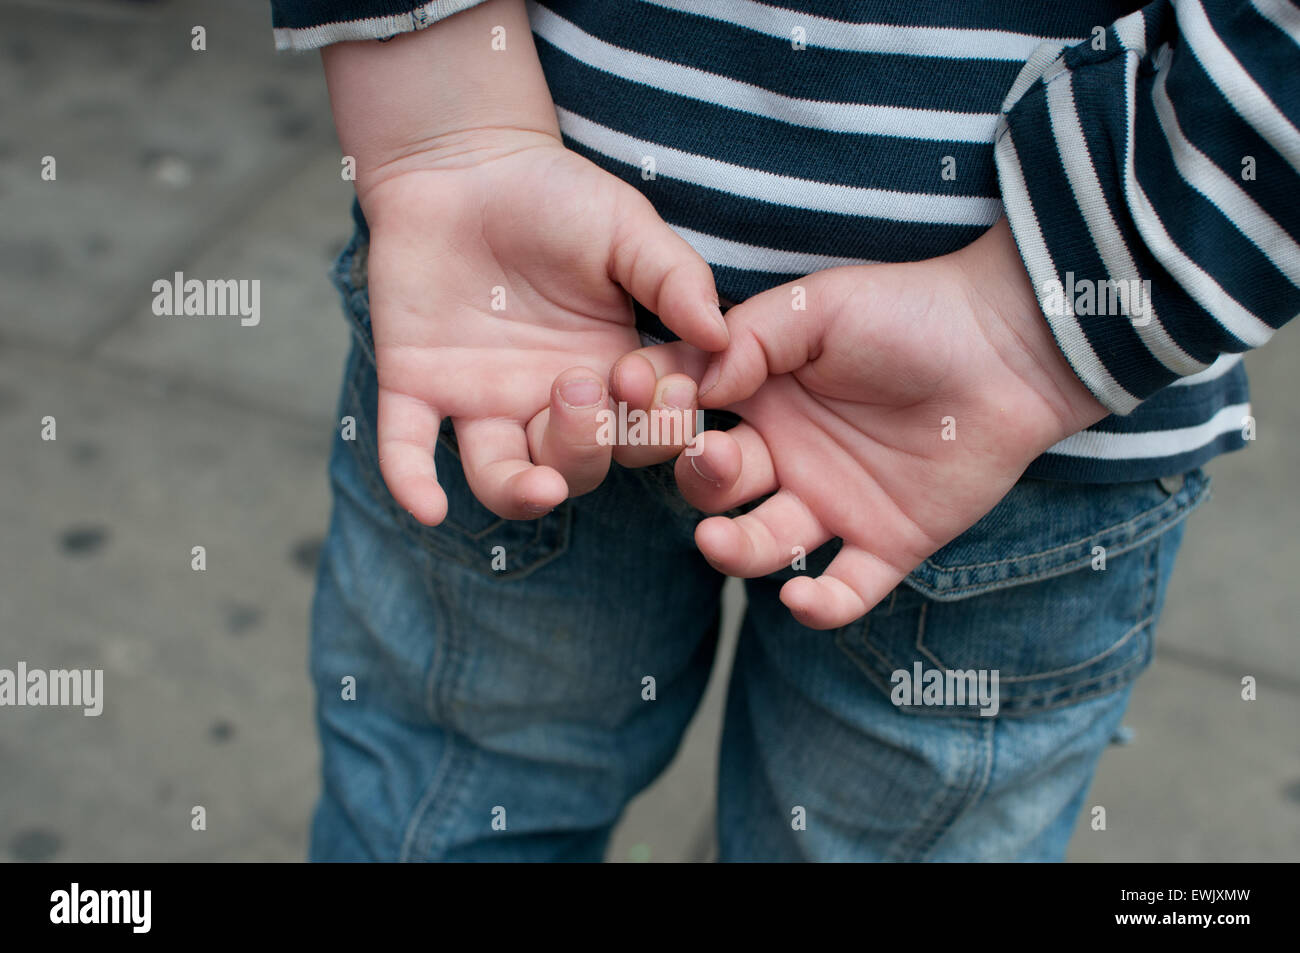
top-left (309, 232), bottom-right (1209, 862)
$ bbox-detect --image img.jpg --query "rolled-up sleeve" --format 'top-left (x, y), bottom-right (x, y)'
top-left (271, 0), bottom-right (492, 51)
top-left (994, 0), bottom-right (1300, 415)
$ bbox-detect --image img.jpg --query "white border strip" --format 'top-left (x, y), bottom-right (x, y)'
top-left (670, 224), bottom-right (875, 274)
top-left (1169, 351), bottom-right (1244, 387)
top-left (643, 0), bottom-right (1081, 60)
top-left (1046, 402), bottom-right (1252, 459)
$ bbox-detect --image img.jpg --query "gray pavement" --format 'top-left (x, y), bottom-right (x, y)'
top-left (1, 0), bottom-right (1296, 864)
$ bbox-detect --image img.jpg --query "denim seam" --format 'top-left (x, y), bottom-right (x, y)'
top-left (1140, 526), bottom-right (1160, 641)
top-left (917, 495), bottom-right (1172, 575)
top-left (917, 602), bottom-right (941, 670)
top-left (885, 717), bottom-right (990, 861)
top-left (908, 482), bottom-right (1206, 600)
top-left (841, 602), bottom-right (1156, 716)
top-left (347, 291), bottom-right (375, 366)
top-left (479, 515), bottom-right (573, 580)
top-left (919, 719), bottom-right (996, 861)
top-left (330, 236), bottom-right (376, 366)
top-left (853, 652), bottom-right (1149, 719)
top-left (993, 644), bottom-right (1149, 707)
top-left (922, 612), bottom-right (1147, 685)
top-left (917, 474), bottom-right (1203, 574)
top-left (875, 655), bottom-right (1151, 719)
top-left (883, 778), bottom-right (953, 861)
top-left (880, 629), bottom-right (1149, 710)
top-left (403, 741), bottom-right (482, 862)
top-left (398, 734), bottom-right (459, 861)
top-left (402, 537), bottom-right (485, 861)
top-left (416, 545), bottom-right (455, 728)
top-left (1002, 661), bottom-right (1147, 715)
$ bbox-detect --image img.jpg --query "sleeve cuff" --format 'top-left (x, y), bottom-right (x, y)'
top-left (993, 38), bottom-right (1150, 416)
top-left (273, 0), bottom-right (491, 52)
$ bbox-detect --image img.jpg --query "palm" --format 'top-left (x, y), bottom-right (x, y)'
top-left (360, 143), bottom-right (723, 523)
top-left (367, 148), bottom-right (644, 424)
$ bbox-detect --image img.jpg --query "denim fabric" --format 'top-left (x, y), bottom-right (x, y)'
top-left (309, 230), bottom-right (1208, 862)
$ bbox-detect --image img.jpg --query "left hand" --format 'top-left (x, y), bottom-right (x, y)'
top-left (616, 220), bottom-right (1109, 629)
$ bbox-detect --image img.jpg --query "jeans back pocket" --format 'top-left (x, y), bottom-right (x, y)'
top-left (836, 471), bottom-right (1209, 716)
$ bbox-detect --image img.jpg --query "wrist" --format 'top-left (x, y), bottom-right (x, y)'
top-left (354, 126), bottom-right (563, 215)
top-left (957, 219), bottom-right (1109, 435)
top-left (321, 0), bottom-right (560, 199)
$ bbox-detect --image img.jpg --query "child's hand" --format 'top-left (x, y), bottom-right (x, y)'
top-left (320, 5), bottom-right (724, 525)
top-left (631, 220), bottom-right (1109, 629)
top-left (360, 132), bottom-right (726, 524)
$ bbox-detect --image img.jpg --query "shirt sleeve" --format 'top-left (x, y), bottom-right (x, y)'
top-left (270, 0), bottom-right (492, 52)
top-left (994, 0), bottom-right (1300, 415)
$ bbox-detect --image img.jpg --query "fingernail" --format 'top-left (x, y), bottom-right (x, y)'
top-left (690, 452), bottom-right (722, 486)
top-left (699, 359), bottom-right (721, 397)
top-left (662, 382), bottom-right (694, 410)
top-left (559, 378), bottom-right (603, 408)
top-left (524, 502), bottom-right (553, 516)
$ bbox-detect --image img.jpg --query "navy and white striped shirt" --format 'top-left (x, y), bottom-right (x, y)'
top-left (271, 0), bottom-right (1300, 483)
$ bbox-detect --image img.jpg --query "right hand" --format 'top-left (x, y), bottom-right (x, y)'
top-left (617, 221), bottom-right (1108, 629)
top-left (359, 130), bottom-right (727, 525)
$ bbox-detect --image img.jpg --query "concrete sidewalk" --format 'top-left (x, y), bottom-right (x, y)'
top-left (1, 0), bottom-right (1296, 863)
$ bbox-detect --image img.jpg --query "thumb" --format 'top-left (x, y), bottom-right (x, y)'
top-left (608, 194), bottom-right (729, 353)
top-left (698, 278), bottom-right (832, 407)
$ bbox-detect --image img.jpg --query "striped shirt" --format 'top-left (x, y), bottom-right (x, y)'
top-left (271, 0), bottom-right (1300, 483)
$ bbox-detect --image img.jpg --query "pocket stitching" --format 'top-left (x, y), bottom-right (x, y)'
top-left (330, 239), bottom-right (376, 366)
top-left (908, 481), bottom-right (1205, 600)
top-left (343, 352), bottom-right (569, 576)
top-left (921, 608), bottom-right (1149, 685)
top-left (838, 533), bottom-right (1165, 715)
top-left (840, 623), bottom-right (1152, 716)
top-left (917, 494), bottom-right (1171, 573)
